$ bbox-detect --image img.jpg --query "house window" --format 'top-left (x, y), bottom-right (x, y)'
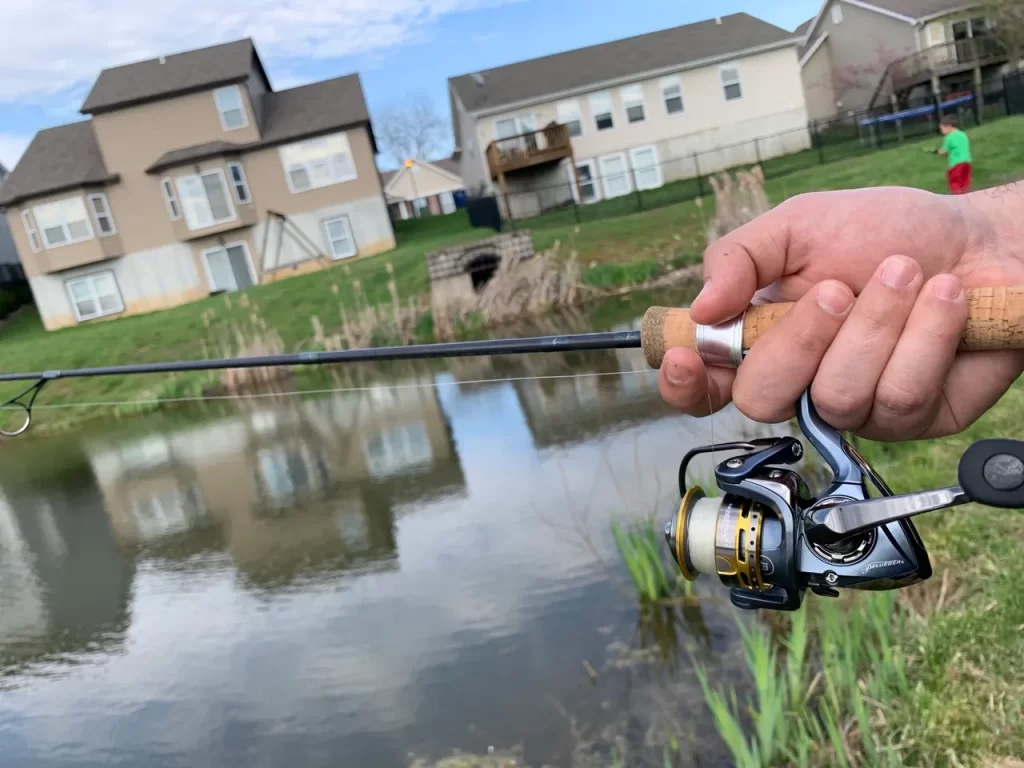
top-left (65, 271), bottom-right (124, 321)
top-left (202, 243), bottom-right (255, 292)
top-left (620, 84), bottom-right (645, 123)
top-left (831, 3), bottom-right (843, 24)
top-left (33, 196), bottom-right (93, 248)
top-left (214, 86), bottom-right (247, 131)
top-left (557, 100), bottom-right (583, 137)
top-left (175, 170), bottom-right (234, 231)
top-left (362, 422), bottom-right (432, 478)
top-left (629, 146), bottom-right (663, 190)
top-left (279, 132), bottom-right (357, 193)
top-left (574, 160), bottom-right (599, 204)
top-left (590, 92), bottom-right (614, 131)
top-left (87, 193), bottom-right (117, 236)
top-left (161, 178), bottom-right (181, 220)
top-left (323, 215), bottom-right (357, 259)
top-left (439, 191), bottom-right (456, 214)
top-left (494, 114), bottom-right (536, 144)
top-left (661, 76), bottom-right (684, 115)
top-left (20, 211), bottom-right (41, 253)
top-left (598, 153), bottom-right (632, 198)
top-left (226, 162), bottom-right (251, 204)
top-left (720, 64), bottom-right (743, 101)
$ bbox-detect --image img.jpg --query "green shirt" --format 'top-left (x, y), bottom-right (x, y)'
top-left (941, 129), bottom-right (972, 168)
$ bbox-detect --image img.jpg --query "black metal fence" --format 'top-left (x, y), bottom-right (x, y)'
top-left (459, 81), bottom-right (1015, 232)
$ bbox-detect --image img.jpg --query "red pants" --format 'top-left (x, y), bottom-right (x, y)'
top-left (947, 163), bottom-right (972, 194)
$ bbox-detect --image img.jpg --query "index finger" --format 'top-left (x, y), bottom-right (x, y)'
top-left (690, 199), bottom-right (797, 326)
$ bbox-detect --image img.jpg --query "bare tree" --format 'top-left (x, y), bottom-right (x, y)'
top-left (375, 92), bottom-right (449, 165)
top-left (984, 0), bottom-right (1024, 69)
top-left (827, 42), bottom-right (905, 110)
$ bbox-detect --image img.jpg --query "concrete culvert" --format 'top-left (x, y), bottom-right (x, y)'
top-left (466, 253), bottom-right (500, 292)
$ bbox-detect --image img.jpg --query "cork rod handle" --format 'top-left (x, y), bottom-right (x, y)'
top-left (640, 286), bottom-right (1024, 369)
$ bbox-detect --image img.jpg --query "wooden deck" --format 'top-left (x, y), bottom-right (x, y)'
top-left (486, 124), bottom-right (573, 178)
top-left (891, 37), bottom-right (1007, 93)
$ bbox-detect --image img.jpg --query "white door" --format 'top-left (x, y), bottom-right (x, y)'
top-left (205, 244), bottom-right (254, 292)
top-left (573, 160), bottom-right (600, 203)
top-left (439, 191), bottom-right (456, 214)
top-left (599, 153), bottom-right (632, 198)
top-left (629, 146), bottom-right (662, 190)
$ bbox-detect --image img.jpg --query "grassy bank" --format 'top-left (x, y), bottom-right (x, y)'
top-left (3, 116), bottom-right (1024, 426)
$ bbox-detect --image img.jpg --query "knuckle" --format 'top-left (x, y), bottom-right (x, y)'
top-left (733, 380), bottom-right (788, 423)
top-left (874, 380), bottom-right (931, 421)
top-left (811, 381), bottom-right (867, 425)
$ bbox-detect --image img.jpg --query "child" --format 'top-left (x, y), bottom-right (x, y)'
top-left (936, 115), bottom-right (972, 194)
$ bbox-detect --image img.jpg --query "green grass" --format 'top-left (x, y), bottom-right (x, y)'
top-left (5, 115), bottom-right (1024, 431)
top-left (610, 517), bottom-right (678, 602)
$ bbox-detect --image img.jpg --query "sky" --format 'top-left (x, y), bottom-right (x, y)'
top-left (0, 0), bottom-right (820, 172)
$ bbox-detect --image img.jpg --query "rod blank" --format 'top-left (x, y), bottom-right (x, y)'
top-left (0, 331), bottom-right (643, 384)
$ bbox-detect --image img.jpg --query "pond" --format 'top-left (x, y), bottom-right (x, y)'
top-left (0, 290), bottom-right (795, 767)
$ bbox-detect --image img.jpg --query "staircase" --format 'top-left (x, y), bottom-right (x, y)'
top-left (260, 210), bottom-right (333, 277)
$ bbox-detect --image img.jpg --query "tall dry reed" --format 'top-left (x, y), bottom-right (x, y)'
top-left (706, 165), bottom-right (770, 244)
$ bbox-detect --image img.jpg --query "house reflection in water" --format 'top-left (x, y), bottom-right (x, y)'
top-left (86, 381), bottom-right (465, 586)
top-left (0, 477), bottom-right (134, 672)
top-left (513, 321), bottom-right (671, 449)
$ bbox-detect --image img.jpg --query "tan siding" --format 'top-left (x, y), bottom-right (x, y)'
top-left (812, 0), bottom-right (917, 111)
top-left (5, 189), bottom-right (123, 278)
top-left (475, 46), bottom-right (808, 176)
top-left (91, 87), bottom-right (261, 254)
top-left (243, 126), bottom-right (388, 217)
top-left (802, 39), bottom-right (838, 120)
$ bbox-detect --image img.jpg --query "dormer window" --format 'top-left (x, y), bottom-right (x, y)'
top-left (214, 86), bottom-right (247, 131)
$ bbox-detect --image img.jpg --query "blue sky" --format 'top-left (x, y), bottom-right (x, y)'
top-left (0, 0), bottom-right (819, 172)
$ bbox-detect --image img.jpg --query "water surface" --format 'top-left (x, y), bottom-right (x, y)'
top-left (0, 294), bottom-right (793, 767)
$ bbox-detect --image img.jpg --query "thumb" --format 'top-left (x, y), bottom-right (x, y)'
top-left (690, 204), bottom-right (794, 326)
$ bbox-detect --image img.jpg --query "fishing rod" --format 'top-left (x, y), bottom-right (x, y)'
top-left (4, 285), bottom-right (1024, 612)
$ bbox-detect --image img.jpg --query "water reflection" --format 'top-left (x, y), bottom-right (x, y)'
top-left (0, 301), bottom-right (794, 767)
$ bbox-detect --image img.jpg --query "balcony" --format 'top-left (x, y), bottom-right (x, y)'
top-left (891, 37), bottom-right (1007, 93)
top-left (171, 203), bottom-right (257, 242)
top-left (486, 123), bottom-right (573, 178)
top-left (30, 234), bottom-right (125, 275)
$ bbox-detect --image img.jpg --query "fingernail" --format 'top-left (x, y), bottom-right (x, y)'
top-left (932, 274), bottom-right (964, 302)
top-left (816, 281), bottom-right (853, 316)
top-left (666, 359), bottom-right (693, 386)
top-left (880, 256), bottom-right (918, 289)
top-left (693, 278), bottom-right (712, 305)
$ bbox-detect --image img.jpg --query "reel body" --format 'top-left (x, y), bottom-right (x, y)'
top-left (665, 391), bottom-right (1024, 611)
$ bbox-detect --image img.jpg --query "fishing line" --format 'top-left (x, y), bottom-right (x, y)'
top-left (18, 369), bottom-right (660, 412)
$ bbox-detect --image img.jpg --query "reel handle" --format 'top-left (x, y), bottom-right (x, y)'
top-left (959, 439), bottom-right (1024, 508)
top-left (641, 286), bottom-right (1024, 369)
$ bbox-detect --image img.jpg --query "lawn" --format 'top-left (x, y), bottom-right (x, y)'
top-left (3, 115), bottom-right (1023, 426)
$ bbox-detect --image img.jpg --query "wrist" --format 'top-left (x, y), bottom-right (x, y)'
top-left (954, 182), bottom-right (1024, 266)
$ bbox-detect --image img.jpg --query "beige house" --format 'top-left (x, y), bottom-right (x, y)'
top-left (448, 13), bottom-right (809, 219)
top-left (797, 0), bottom-right (1013, 120)
top-left (0, 39), bottom-right (396, 331)
top-left (381, 157), bottom-right (465, 220)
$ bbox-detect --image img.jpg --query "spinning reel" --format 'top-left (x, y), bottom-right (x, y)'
top-left (664, 390), bottom-right (1024, 611)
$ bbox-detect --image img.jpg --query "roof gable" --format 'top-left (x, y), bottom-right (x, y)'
top-left (0, 121), bottom-right (116, 207)
top-left (81, 39), bottom-right (267, 115)
top-left (449, 13), bottom-right (798, 115)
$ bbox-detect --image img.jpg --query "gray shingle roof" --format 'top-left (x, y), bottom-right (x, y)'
top-left (260, 74), bottom-right (369, 143)
top-left (433, 157), bottom-right (462, 179)
top-left (857, 0), bottom-right (966, 19)
top-left (147, 141), bottom-right (247, 174)
top-left (81, 39), bottom-right (262, 115)
top-left (0, 121), bottom-right (117, 207)
top-left (145, 74), bottom-right (373, 173)
top-left (450, 13), bottom-right (798, 114)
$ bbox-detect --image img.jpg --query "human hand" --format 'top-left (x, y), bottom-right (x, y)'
top-left (659, 185), bottom-right (1024, 441)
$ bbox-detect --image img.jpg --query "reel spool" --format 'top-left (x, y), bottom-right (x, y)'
top-left (664, 391), bottom-right (1024, 612)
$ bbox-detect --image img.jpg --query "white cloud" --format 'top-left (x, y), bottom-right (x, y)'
top-left (0, 134), bottom-right (31, 169)
top-left (0, 0), bottom-right (519, 103)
